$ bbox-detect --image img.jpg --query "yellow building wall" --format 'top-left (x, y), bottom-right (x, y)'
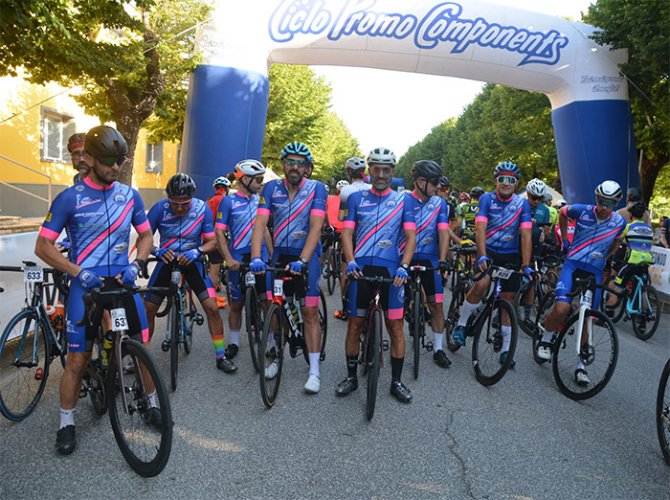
top-left (0, 72), bottom-right (177, 190)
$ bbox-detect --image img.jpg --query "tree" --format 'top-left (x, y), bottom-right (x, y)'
top-left (585, 0), bottom-right (670, 203)
top-left (0, 0), bottom-right (211, 184)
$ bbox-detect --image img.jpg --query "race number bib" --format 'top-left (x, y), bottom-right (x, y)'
top-left (110, 308), bottom-right (128, 332)
top-left (273, 279), bottom-right (283, 297)
top-left (24, 266), bottom-right (44, 283)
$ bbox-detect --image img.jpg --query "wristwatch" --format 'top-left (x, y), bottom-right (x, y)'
top-left (401, 263), bottom-right (409, 270)
top-left (299, 257), bottom-right (308, 266)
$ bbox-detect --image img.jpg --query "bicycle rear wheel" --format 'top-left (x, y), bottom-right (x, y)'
top-left (632, 285), bottom-right (660, 341)
top-left (600, 276), bottom-right (625, 323)
top-left (169, 299), bottom-right (180, 392)
top-left (0, 309), bottom-right (50, 421)
top-left (183, 289), bottom-right (197, 354)
top-left (260, 303), bottom-right (284, 409)
top-left (656, 358), bottom-right (670, 466)
top-left (411, 287), bottom-right (422, 380)
top-left (108, 339), bottom-right (172, 477)
top-left (245, 286), bottom-right (262, 373)
top-left (366, 308), bottom-right (383, 421)
top-left (472, 299), bottom-right (517, 386)
top-left (319, 289), bottom-right (328, 362)
top-left (515, 280), bottom-right (543, 338)
top-left (445, 289), bottom-right (463, 353)
top-left (552, 309), bottom-right (618, 400)
top-left (326, 248), bottom-right (336, 295)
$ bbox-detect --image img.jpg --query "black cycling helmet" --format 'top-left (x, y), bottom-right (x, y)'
top-left (411, 160), bottom-right (443, 180)
top-left (627, 186), bottom-right (642, 201)
top-left (470, 186), bottom-right (485, 198)
top-left (629, 200), bottom-right (646, 218)
top-left (84, 125), bottom-right (127, 159)
top-left (439, 176), bottom-right (450, 188)
top-left (166, 173), bottom-right (196, 198)
top-left (67, 133), bottom-right (86, 153)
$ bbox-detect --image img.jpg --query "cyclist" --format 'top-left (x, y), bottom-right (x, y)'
top-left (249, 142), bottom-right (328, 394)
top-left (144, 173), bottom-right (237, 373)
top-left (67, 133), bottom-right (90, 182)
top-left (324, 180), bottom-right (347, 309)
top-left (437, 176), bottom-right (450, 201)
top-left (617, 187), bottom-right (651, 224)
top-left (544, 192), bottom-right (558, 226)
top-left (215, 159), bottom-right (272, 360)
top-left (451, 161), bottom-right (533, 366)
top-left (34, 125), bottom-right (153, 455)
top-left (458, 187), bottom-right (484, 240)
top-left (206, 176), bottom-right (232, 308)
top-left (404, 160), bottom-right (452, 368)
top-left (536, 181), bottom-right (626, 385)
top-left (336, 147), bottom-right (418, 403)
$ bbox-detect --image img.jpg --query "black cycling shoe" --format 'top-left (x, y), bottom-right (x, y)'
top-left (390, 381), bottom-right (412, 403)
top-left (144, 407), bottom-right (162, 431)
top-left (224, 344), bottom-right (239, 360)
top-left (335, 377), bottom-right (358, 397)
top-left (216, 357), bottom-right (238, 374)
top-left (433, 350), bottom-right (452, 368)
top-left (56, 425), bottom-right (76, 455)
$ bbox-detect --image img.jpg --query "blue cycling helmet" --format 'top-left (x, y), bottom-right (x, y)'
top-left (493, 161), bottom-right (520, 179)
top-left (281, 142), bottom-right (313, 164)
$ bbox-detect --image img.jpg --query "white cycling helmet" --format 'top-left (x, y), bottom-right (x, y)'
top-left (526, 178), bottom-right (547, 197)
top-left (594, 180), bottom-right (623, 201)
top-left (367, 147), bottom-right (396, 167)
top-left (234, 159), bottom-right (266, 178)
top-left (213, 176), bottom-right (231, 188)
top-left (336, 180), bottom-right (349, 192)
top-left (345, 157), bottom-right (366, 171)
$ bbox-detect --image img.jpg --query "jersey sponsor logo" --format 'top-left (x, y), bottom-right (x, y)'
top-left (397, 286), bottom-right (405, 303)
top-left (113, 194), bottom-right (126, 205)
top-left (590, 251), bottom-right (603, 260)
top-left (45, 212), bottom-right (52, 222)
top-left (163, 202), bottom-right (170, 209)
top-left (188, 212), bottom-right (197, 219)
top-left (75, 195), bottom-right (102, 209)
top-left (359, 201), bottom-right (377, 208)
top-left (216, 211), bottom-right (222, 219)
top-left (378, 240), bottom-right (393, 249)
top-left (385, 200), bottom-right (397, 208)
top-left (114, 243), bottom-right (129, 254)
top-left (421, 236), bottom-right (435, 245)
top-left (232, 201), bottom-right (247, 209)
top-left (426, 203), bottom-right (436, 211)
top-left (162, 212), bottom-right (178, 221)
top-left (259, 197), bottom-right (266, 204)
top-left (75, 185), bottom-right (84, 192)
top-left (291, 230), bottom-right (308, 240)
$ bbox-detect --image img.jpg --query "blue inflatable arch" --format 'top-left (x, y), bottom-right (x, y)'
top-left (181, 0), bottom-right (638, 203)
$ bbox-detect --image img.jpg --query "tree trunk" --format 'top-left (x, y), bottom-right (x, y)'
top-left (640, 154), bottom-right (669, 204)
top-left (116, 118), bottom-right (142, 186)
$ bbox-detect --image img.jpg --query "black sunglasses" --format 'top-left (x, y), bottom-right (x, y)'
top-left (98, 155), bottom-right (126, 167)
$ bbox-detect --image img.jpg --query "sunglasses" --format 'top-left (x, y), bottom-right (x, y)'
top-left (497, 175), bottom-right (517, 185)
top-left (98, 155), bottom-right (126, 167)
top-left (169, 198), bottom-right (192, 206)
top-left (596, 196), bottom-right (617, 208)
top-left (283, 158), bottom-right (310, 167)
top-left (528, 194), bottom-right (543, 201)
top-left (370, 165), bottom-right (393, 176)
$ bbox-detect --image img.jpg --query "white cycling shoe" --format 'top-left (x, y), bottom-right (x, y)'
top-left (304, 374), bottom-right (320, 394)
top-left (264, 361), bottom-right (279, 380)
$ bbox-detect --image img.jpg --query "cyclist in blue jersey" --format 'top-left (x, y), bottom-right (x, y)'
top-left (402, 160), bottom-right (452, 368)
top-left (216, 159), bottom-right (273, 360)
top-left (144, 173), bottom-right (237, 373)
top-left (35, 126), bottom-right (154, 455)
top-left (451, 162), bottom-right (533, 366)
top-left (336, 147), bottom-right (418, 403)
top-left (249, 142), bottom-right (328, 395)
top-left (536, 181), bottom-right (626, 385)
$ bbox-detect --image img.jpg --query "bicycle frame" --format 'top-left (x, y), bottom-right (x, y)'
top-left (625, 274), bottom-right (648, 316)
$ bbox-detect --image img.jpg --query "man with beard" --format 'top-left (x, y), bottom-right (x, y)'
top-left (249, 142), bottom-right (328, 394)
top-left (67, 133), bottom-right (90, 182)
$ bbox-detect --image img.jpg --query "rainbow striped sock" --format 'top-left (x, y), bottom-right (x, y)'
top-left (212, 333), bottom-right (225, 359)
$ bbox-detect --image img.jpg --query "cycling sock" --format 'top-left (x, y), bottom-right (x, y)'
top-left (433, 332), bottom-right (444, 351)
top-left (59, 408), bottom-right (75, 429)
top-left (523, 305), bottom-right (531, 320)
top-left (212, 332), bottom-right (225, 359)
top-left (576, 360), bottom-right (585, 371)
top-left (391, 356), bottom-right (404, 382)
top-left (230, 329), bottom-right (240, 346)
top-left (541, 330), bottom-right (555, 343)
top-left (501, 325), bottom-right (511, 352)
top-left (308, 352), bottom-right (320, 377)
top-left (268, 331), bottom-right (277, 350)
top-left (457, 300), bottom-right (481, 327)
top-left (346, 355), bottom-right (358, 378)
top-left (148, 391), bottom-right (157, 408)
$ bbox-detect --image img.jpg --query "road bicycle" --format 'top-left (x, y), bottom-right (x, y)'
top-left (259, 266), bottom-right (327, 408)
top-left (601, 269), bottom-right (661, 341)
top-left (78, 280), bottom-right (173, 477)
top-left (656, 357), bottom-right (670, 467)
top-left (446, 264), bottom-right (519, 386)
top-left (0, 262), bottom-right (69, 421)
top-left (535, 274), bottom-right (618, 400)
top-left (322, 229), bottom-right (342, 296)
top-left (444, 245), bottom-right (477, 348)
top-left (405, 264), bottom-right (440, 380)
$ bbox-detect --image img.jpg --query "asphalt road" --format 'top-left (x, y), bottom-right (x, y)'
top-left (1, 233), bottom-right (669, 499)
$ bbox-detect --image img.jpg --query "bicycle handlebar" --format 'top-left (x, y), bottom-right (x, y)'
top-left (473, 264), bottom-right (521, 283)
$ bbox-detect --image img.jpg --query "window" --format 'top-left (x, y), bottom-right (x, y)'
top-left (40, 107), bottom-right (75, 162)
top-left (146, 142), bottom-right (163, 173)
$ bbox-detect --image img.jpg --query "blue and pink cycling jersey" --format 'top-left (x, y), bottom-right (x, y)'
top-left (399, 192), bottom-right (450, 258)
top-left (147, 197), bottom-right (214, 254)
top-left (475, 192), bottom-right (532, 254)
top-left (38, 177), bottom-right (151, 351)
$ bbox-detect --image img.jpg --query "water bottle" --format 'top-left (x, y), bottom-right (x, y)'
top-left (101, 331), bottom-right (113, 369)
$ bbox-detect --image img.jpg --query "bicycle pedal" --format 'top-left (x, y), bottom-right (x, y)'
top-left (34, 367), bottom-right (44, 380)
top-left (195, 313), bottom-right (204, 326)
top-left (425, 341), bottom-right (434, 352)
top-left (382, 339), bottom-right (389, 351)
top-left (161, 340), bottom-right (170, 352)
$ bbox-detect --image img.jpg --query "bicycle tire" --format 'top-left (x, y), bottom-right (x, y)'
top-left (530, 291), bottom-right (555, 366)
top-left (170, 297), bottom-right (179, 392)
top-left (326, 248), bottom-right (336, 295)
top-left (183, 289), bottom-right (195, 354)
top-left (245, 286), bottom-right (261, 373)
top-left (108, 339), bottom-right (172, 477)
top-left (319, 289), bottom-right (328, 362)
top-left (472, 299), bottom-right (518, 386)
top-left (632, 285), bottom-right (661, 341)
top-left (84, 357), bottom-right (107, 416)
top-left (656, 358), bottom-right (670, 467)
top-left (260, 303), bottom-right (284, 409)
top-left (411, 287), bottom-right (422, 380)
top-left (366, 307), bottom-right (383, 421)
top-left (515, 280), bottom-right (541, 338)
top-left (600, 276), bottom-right (625, 323)
top-left (0, 309), bottom-right (50, 421)
top-left (445, 285), bottom-right (463, 353)
top-left (552, 309), bottom-right (618, 401)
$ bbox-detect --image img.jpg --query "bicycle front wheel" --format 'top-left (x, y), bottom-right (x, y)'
top-left (552, 309), bottom-right (618, 400)
top-left (326, 248), bottom-right (336, 295)
top-left (656, 358), bottom-right (670, 466)
top-left (0, 309), bottom-right (50, 421)
top-left (245, 286), bottom-right (262, 373)
top-left (169, 299), bottom-right (180, 392)
top-left (632, 284), bottom-right (661, 341)
top-left (183, 289), bottom-right (196, 354)
top-left (411, 287), bottom-right (422, 380)
top-left (108, 339), bottom-right (172, 477)
top-left (260, 303), bottom-right (284, 409)
top-left (471, 299), bottom-right (518, 386)
top-left (366, 307), bottom-right (383, 421)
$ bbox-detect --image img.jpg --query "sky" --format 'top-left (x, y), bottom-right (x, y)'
top-left (311, 0), bottom-right (594, 157)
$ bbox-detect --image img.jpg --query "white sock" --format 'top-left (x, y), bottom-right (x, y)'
top-left (59, 408), bottom-right (75, 429)
top-left (230, 329), bottom-right (240, 346)
top-left (576, 360), bottom-right (585, 371)
top-left (268, 331), bottom-right (277, 350)
top-left (501, 325), bottom-right (511, 352)
top-left (457, 300), bottom-right (481, 327)
top-left (148, 391), bottom-right (158, 408)
top-left (433, 332), bottom-right (444, 352)
top-left (542, 330), bottom-right (555, 343)
top-left (308, 352), bottom-right (320, 377)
